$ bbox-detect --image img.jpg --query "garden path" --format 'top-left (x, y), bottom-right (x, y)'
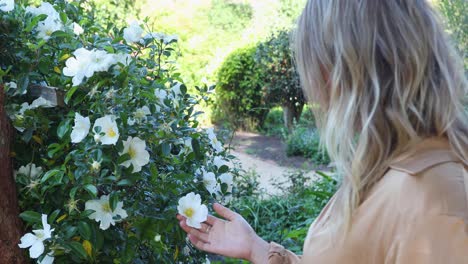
top-left (228, 131), bottom-right (319, 195)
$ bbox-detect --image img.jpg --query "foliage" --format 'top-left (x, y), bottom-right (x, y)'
top-left (1, 1), bottom-right (238, 263)
top-left (212, 45), bottom-right (268, 131)
top-left (437, 0), bottom-right (467, 70)
top-left (286, 127), bottom-right (330, 165)
top-left (262, 106), bottom-right (315, 138)
top-left (223, 170), bottom-right (337, 262)
top-left (255, 30), bottom-right (305, 129)
top-left (208, 0), bottom-right (253, 32)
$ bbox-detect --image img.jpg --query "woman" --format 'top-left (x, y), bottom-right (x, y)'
top-left (177, 0), bottom-right (468, 263)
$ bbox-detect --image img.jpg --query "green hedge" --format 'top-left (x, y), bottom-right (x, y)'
top-left (212, 46), bottom-right (268, 130)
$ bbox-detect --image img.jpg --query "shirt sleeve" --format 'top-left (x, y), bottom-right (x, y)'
top-left (268, 242), bottom-right (301, 264)
top-left (390, 215), bottom-right (468, 264)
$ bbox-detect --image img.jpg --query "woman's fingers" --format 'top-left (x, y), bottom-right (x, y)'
top-left (188, 234), bottom-right (211, 252)
top-left (213, 203), bottom-right (237, 221)
top-left (179, 219), bottom-right (210, 243)
top-left (205, 215), bottom-right (219, 225)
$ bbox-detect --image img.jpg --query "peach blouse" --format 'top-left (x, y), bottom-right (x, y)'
top-left (268, 138), bottom-right (468, 263)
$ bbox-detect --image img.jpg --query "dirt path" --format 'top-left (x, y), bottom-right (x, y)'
top-left (228, 131), bottom-right (321, 195)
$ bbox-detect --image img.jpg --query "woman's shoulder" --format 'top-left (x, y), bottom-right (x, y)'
top-left (382, 138), bottom-right (467, 221)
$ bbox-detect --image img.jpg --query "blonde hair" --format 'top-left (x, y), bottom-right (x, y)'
top-left (293, 0), bottom-right (468, 236)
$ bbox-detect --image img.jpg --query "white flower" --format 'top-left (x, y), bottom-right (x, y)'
top-left (123, 21), bottom-right (143, 44)
top-left (163, 34), bottom-right (178, 44)
top-left (91, 160), bottom-right (101, 171)
top-left (25, 2), bottom-right (59, 18)
top-left (19, 102), bottom-right (30, 115)
top-left (154, 234), bottom-right (161, 242)
top-left (85, 195), bottom-right (128, 230)
top-left (213, 156), bottom-right (228, 169)
top-left (72, 22), bottom-right (84, 35)
top-left (119, 136), bottom-right (150, 173)
top-left (134, 106), bottom-right (151, 119)
top-left (113, 53), bottom-right (132, 66)
top-left (26, 2), bottom-right (63, 40)
top-left (154, 89), bottom-right (168, 111)
top-left (182, 245), bottom-right (190, 256)
top-left (219, 173), bottom-right (233, 193)
top-left (93, 115), bottom-right (119, 145)
top-left (39, 252), bottom-right (54, 264)
top-left (91, 50), bottom-right (117, 72)
top-left (70, 113), bottom-right (90, 143)
top-left (6, 81), bottom-right (17, 89)
top-left (63, 48), bottom-right (95, 86)
top-left (0, 0), bottom-right (14, 12)
top-left (36, 18), bottom-right (62, 40)
top-left (63, 48), bottom-right (117, 86)
top-left (143, 32), bottom-right (178, 44)
top-left (15, 163), bottom-right (43, 179)
top-left (177, 192), bottom-right (208, 229)
top-left (177, 137), bottom-right (192, 155)
top-left (105, 89), bottom-right (117, 100)
top-left (206, 128), bottom-right (223, 153)
top-left (171, 83), bottom-right (182, 97)
top-left (18, 214), bottom-right (54, 259)
top-left (202, 171), bottom-right (218, 195)
top-left (130, 106), bottom-right (151, 124)
top-left (30, 97), bottom-right (55, 109)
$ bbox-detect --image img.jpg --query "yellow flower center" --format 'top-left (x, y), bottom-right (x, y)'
top-left (46, 30), bottom-right (53, 36)
top-left (128, 146), bottom-right (136, 159)
top-left (107, 128), bottom-right (117, 137)
top-left (36, 232), bottom-right (45, 239)
top-left (184, 208), bottom-right (194, 218)
top-left (102, 203), bottom-right (112, 213)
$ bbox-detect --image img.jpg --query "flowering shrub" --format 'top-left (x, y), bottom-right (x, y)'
top-left (1, 0), bottom-right (238, 263)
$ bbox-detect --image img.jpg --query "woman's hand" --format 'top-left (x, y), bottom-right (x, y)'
top-left (177, 203), bottom-right (270, 263)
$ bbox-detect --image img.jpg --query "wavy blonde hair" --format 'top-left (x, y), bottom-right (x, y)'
top-left (293, 0), bottom-right (468, 235)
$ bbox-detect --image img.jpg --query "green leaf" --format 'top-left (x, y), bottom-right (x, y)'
top-left (218, 165), bottom-right (229, 174)
top-left (65, 86), bottom-right (79, 105)
top-left (47, 143), bottom-right (63, 158)
top-left (83, 184), bottom-right (98, 198)
top-left (70, 186), bottom-right (79, 199)
top-left (78, 221), bottom-right (92, 240)
top-left (57, 119), bottom-right (72, 139)
top-left (116, 179), bottom-right (132, 186)
top-left (67, 241), bottom-right (88, 260)
top-left (41, 169), bottom-right (63, 183)
top-left (49, 209), bottom-right (61, 223)
top-left (19, 211), bottom-right (42, 224)
top-left (161, 142), bottom-right (171, 156)
top-left (191, 138), bottom-right (203, 160)
top-left (109, 192), bottom-right (118, 212)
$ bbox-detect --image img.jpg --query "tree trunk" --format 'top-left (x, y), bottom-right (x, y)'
top-left (283, 105), bottom-right (294, 132)
top-left (0, 87), bottom-right (27, 263)
top-left (283, 103), bottom-right (304, 132)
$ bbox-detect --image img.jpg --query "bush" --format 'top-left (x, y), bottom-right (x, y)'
top-left (438, 0), bottom-right (467, 71)
top-left (255, 29), bottom-right (305, 130)
top-left (286, 127), bottom-right (330, 165)
top-left (1, 1), bottom-right (238, 263)
top-left (227, 170), bottom-right (337, 259)
top-left (213, 46), bottom-right (268, 131)
top-left (262, 106), bottom-right (316, 138)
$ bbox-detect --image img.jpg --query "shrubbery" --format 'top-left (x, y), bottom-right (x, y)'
top-left (286, 127), bottom-right (330, 165)
top-left (1, 1), bottom-right (238, 263)
top-left (212, 46), bottom-right (267, 131)
top-left (227, 170), bottom-right (337, 260)
top-left (255, 30), bottom-right (305, 131)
